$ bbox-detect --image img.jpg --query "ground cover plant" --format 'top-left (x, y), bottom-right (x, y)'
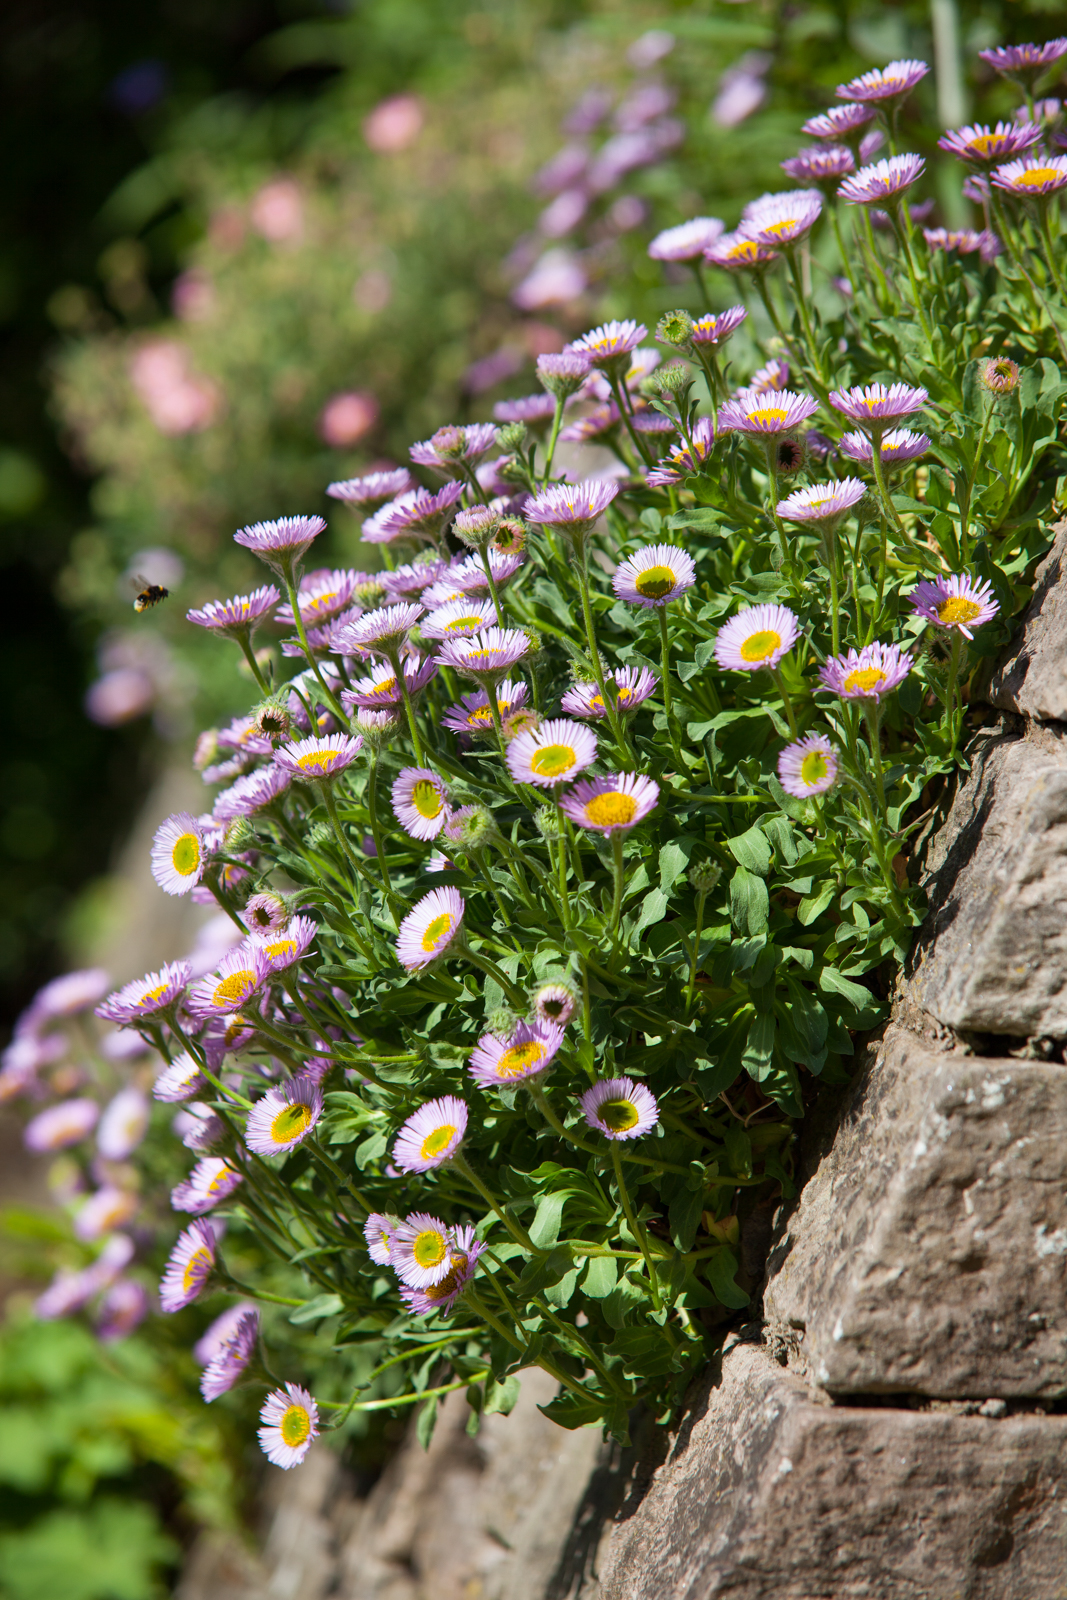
top-left (7, 32), bottom-right (1067, 1467)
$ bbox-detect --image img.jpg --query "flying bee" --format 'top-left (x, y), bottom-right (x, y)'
top-left (130, 574), bottom-right (170, 613)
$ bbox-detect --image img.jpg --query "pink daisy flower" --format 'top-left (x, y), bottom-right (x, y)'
top-left (395, 887), bottom-right (465, 971)
top-left (938, 121), bottom-right (1043, 166)
top-left (980, 38), bottom-right (1067, 79)
top-left (153, 1053), bottom-right (206, 1102)
top-left (188, 945), bottom-right (270, 1019)
top-left (838, 428), bottom-right (930, 465)
top-left (506, 717), bottom-right (597, 788)
top-left (714, 604), bottom-right (800, 672)
top-left (171, 1157), bottom-right (244, 1214)
top-left (781, 146), bottom-right (855, 187)
top-left (741, 189), bottom-right (822, 246)
top-left (532, 982), bottom-right (578, 1026)
top-left (212, 765), bottom-right (291, 821)
top-left (829, 382), bottom-right (927, 427)
top-left (274, 733), bottom-right (363, 783)
top-left (703, 232), bottom-right (780, 271)
top-left (276, 569), bottom-right (365, 629)
top-left (24, 1098), bottom-right (99, 1153)
top-left (776, 478), bottom-right (867, 524)
top-left (646, 418), bottom-right (716, 486)
top-left (421, 597), bottom-right (498, 640)
top-left (364, 1212), bottom-right (402, 1266)
top-left (363, 482), bottom-right (465, 545)
top-left (96, 961), bottom-right (191, 1026)
top-left (493, 394), bottom-right (558, 424)
top-left (201, 1307), bottom-right (259, 1401)
top-left (96, 1279), bottom-right (150, 1343)
top-left (718, 389), bottom-right (819, 435)
top-left (440, 680), bottom-right (529, 736)
top-left (392, 1095), bottom-right (468, 1173)
top-left (559, 772), bottom-right (659, 835)
top-left (569, 319), bottom-right (648, 366)
top-left (97, 1085), bottom-right (149, 1160)
top-left (326, 468), bottom-right (415, 507)
top-left (469, 1018), bottom-right (564, 1089)
top-left (802, 103), bottom-right (876, 141)
top-left (259, 1383), bottom-right (319, 1469)
top-left (74, 1186), bottom-right (138, 1241)
top-left (580, 1076), bottom-right (659, 1141)
top-left (381, 557), bottom-right (448, 598)
top-left (160, 1218), bottom-right (218, 1312)
top-left (392, 1211), bottom-right (458, 1287)
top-left (991, 155), bottom-right (1067, 198)
top-left (689, 306), bottom-right (748, 346)
top-left (410, 422), bottom-right (497, 473)
top-left (837, 59), bottom-right (929, 103)
top-left (435, 627), bottom-right (532, 683)
top-left (341, 655), bottom-right (438, 712)
top-left (838, 154), bottom-right (926, 206)
top-left (908, 573), bottom-right (999, 639)
top-left (648, 218), bottom-right (725, 261)
top-left (612, 543), bottom-right (696, 608)
top-left (254, 915), bottom-right (318, 973)
top-left (524, 479), bottom-right (620, 533)
top-left (245, 1075), bottom-right (323, 1157)
top-left (151, 812), bottom-right (206, 896)
top-left (399, 1226), bottom-right (484, 1315)
top-left (818, 641), bottom-right (914, 702)
top-left (391, 767), bottom-right (451, 841)
top-left (234, 515), bottom-right (326, 573)
top-left (560, 665), bottom-right (658, 720)
top-left (334, 602), bottom-right (424, 657)
top-left (777, 733), bottom-right (839, 798)
top-left (439, 550), bottom-right (525, 599)
top-left (536, 350), bottom-right (593, 398)
top-left (187, 585), bottom-right (280, 638)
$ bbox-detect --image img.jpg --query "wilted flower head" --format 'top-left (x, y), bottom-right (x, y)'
top-left (908, 573), bottom-right (1000, 639)
top-left (837, 59), bottom-right (929, 103)
top-left (648, 218), bottom-right (724, 261)
top-left (778, 733), bottom-right (839, 798)
top-left (981, 356), bottom-right (1021, 395)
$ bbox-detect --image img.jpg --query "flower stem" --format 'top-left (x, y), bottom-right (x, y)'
top-left (609, 830), bottom-right (626, 938)
top-left (462, 944), bottom-right (527, 1010)
top-left (684, 890), bottom-right (707, 1018)
top-left (611, 1144), bottom-right (661, 1311)
top-left (541, 397), bottom-right (566, 483)
top-left (451, 1152), bottom-right (540, 1254)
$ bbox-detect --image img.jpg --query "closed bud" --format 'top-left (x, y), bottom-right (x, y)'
top-left (534, 805), bottom-right (561, 842)
top-left (689, 860), bottom-right (722, 895)
top-left (496, 454), bottom-right (529, 484)
top-left (430, 424), bottom-right (467, 459)
top-left (486, 1005), bottom-right (519, 1037)
top-left (454, 505), bottom-right (501, 549)
top-left (536, 350), bottom-right (592, 399)
top-left (651, 360), bottom-right (693, 394)
top-left (443, 804), bottom-right (494, 851)
top-left (224, 817), bottom-right (254, 852)
top-left (656, 309), bottom-right (695, 347)
top-left (495, 422), bottom-right (528, 452)
top-left (355, 708), bottom-right (400, 747)
top-left (308, 821), bottom-right (333, 850)
top-left (981, 356), bottom-right (1020, 397)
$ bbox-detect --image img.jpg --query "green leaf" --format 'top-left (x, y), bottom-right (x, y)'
top-left (797, 885), bottom-right (834, 925)
top-left (289, 1293), bottom-right (343, 1325)
top-left (730, 865), bottom-right (769, 936)
top-left (669, 1186), bottom-right (704, 1253)
top-left (634, 887), bottom-right (670, 936)
top-left (416, 1396), bottom-right (440, 1450)
top-left (818, 965), bottom-right (877, 1013)
top-left (483, 1374), bottom-right (521, 1416)
top-left (705, 1247), bottom-right (750, 1309)
top-left (539, 1390), bottom-right (606, 1430)
top-left (530, 1190), bottom-right (567, 1249)
top-left (659, 838), bottom-right (695, 893)
top-left (581, 1255), bottom-right (618, 1299)
top-left (727, 825), bottom-right (772, 876)
top-left (543, 1266), bottom-right (580, 1308)
top-left (742, 1010), bottom-right (775, 1077)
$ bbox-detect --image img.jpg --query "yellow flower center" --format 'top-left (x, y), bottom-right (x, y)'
top-left (420, 1124), bottom-right (456, 1160)
top-left (843, 666), bottom-right (887, 692)
top-left (420, 912), bottom-right (454, 952)
top-left (369, 677), bottom-right (397, 698)
top-left (445, 614), bottom-right (485, 632)
top-left (425, 1252), bottom-right (469, 1301)
top-left (413, 1227), bottom-right (449, 1267)
top-left (270, 1103), bottom-right (313, 1144)
top-left (969, 133), bottom-right (1000, 156)
top-left (140, 983), bottom-right (168, 1005)
top-left (280, 1405), bottom-right (310, 1447)
top-left (465, 648), bottom-right (503, 667)
top-left (412, 779), bottom-right (443, 820)
top-left (584, 792), bottom-right (638, 828)
top-left (183, 1245), bottom-right (212, 1293)
top-left (207, 1166), bottom-right (238, 1194)
top-left (799, 751), bottom-right (829, 788)
top-left (305, 590), bottom-right (338, 619)
top-left (296, 750), bottom-right (335, 773)
top-left (746, 407), bottom-right (788, 425)
top-left (727, 240), bottom-right (761, 262)
top-left (937, 596), bottom-right (982, 625)
top-left (530, 743), bottom-right (576, 778)
top-left (224, 1015), bottom-right (249, 1045)
top-left (495, 1041), bottom-right (547, 1078)
top-left (1017, 167), bottom-right (1059, 187)
top-left (214, 969), bottom-right (256, 1005)
top-left (763, 217), bottom-right (799, 237)
top-left (171, 833), bottom-right (201, 877)
top-left (739, 629), bottom-right (782, 662)
top-left (634, 565), bottom-right (677, 599)
top-left (263, 939), bottom-right (296, 962)
top-left (597, 1098), bottom-right (640, 1133)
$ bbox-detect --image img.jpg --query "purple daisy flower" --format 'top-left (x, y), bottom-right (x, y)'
top-left (739, 358), bottom-right (791, 397)
top-left (399, 1227), bottom-right (484, 1317)
top-left (532, 982), bottom-right (577, 1026)
top-left (778, 733), bottom-right (839, 798)
top-left (421, 597), bottom-right (498, 640)
top-left (741, 188), bottom-right (823, 246)
top-left (276, 569), bottom-right (366, 629)
top-left (524, 478), bottom-right (620, 533)
top-left (704, 232), bottom-right (780, 271)
top-left (580, 1076), bottom-right (660, 1141)
top-left (234, 515), bottom-right (326, 573)
top-left (274, 732), bottom-right (363, 783)
top-left (96, 961), bottom-right (191, 1026)
top-left (612, 543), bottom-right (697, 608)
top-left (212, 765), bottom-right (291, 821)
top-left (153, 1052), bottom-right (206, 1103)
top-left (689, 306), bottom-right (748, 346)
top-left (440, 680), bottom-right (529, 736)
top-left (837, 59), bottom-right (929, 103)
top-left (187, 585), bottom-right (280, 639)
top-left (391, 767), bottom-right (451, 841)
top-left (536, 350), bottom-right (593, 399)
top-left (364, 1212), bottom-right (402, 1266)
top-left (254, 915), bottom-right (318, 973)
top-left (781, 145), bottom-right (855, 187)
top-left (839, 427), bottom-right (931, 465)
top-left (818, 641), bottom-right (914, 702)
top-left (333, 603), bottom-right (424, 658)
top-left (75, 1186), bottom-right (137, 1241)
top-left (194, 1302), bottom-right (256, 1365)
top-left (24, 1098), bottom-right (99, 1153)
top-left (829, 382), bottom-right (927, 427)
top-left (98, 1085), bottom-right (149, 1160)
top-left (160, 1218), bottom-right (218, 1312)
top-left (923, 228), bottom-right (996, 258)
top-left (992, 155), bottom-right (1067, 198)
top-left (410, 423), bottom-right (497, 474)
top-left (175, 1103), bottom-right (224, 1152)
top-left (506, 717), bottom-right (597, 788)
top-left (201, 1307), bottom-right (259, 1401)
top-left (714, 604), bottom-right (800, 672)
top-left (441, 550), bottom-right (525, 599)
top-left (341, 655), bottom-right (437, 712)
top-left (392, 1212), bottom-right (458, 1287)
top-left (17, 968), bottom-right (110, 1033)
top-left (938, 121), bottom-right (1043, 166)
top-left (381, 557), bottom-right (448, 598)
top-left (908, 573), bottom-right (1000, 639)
top-left (150, 812), bottom-right (205, 897)
top-left (560, 665), bottom-right (658, 720)
top-left (187, 945), bottom-right (270, 1019)
top-left (569, 319), bottom-right (648, 367)
top-left (363, 482), bottom-right (465, 546)
top-left (647, 218), bottom-right (725, 262)
top-left (492, 394), bottom-right (557, 424)
top-left (776, 478), bottom-right (867, 524)
top-left (468, 1018), bottom-right (564, 1089)
top-left (259, 1383), bottom-right (318, 1469)
top-left (560, 772), bottom-right (660, 835)
top-left (646, 418), bottom-right (716, 486)
top-left (718, 389), bottom-right (819, 436)
top-left (326, 468), bottom-right (415, 507)
top-left (980, 38), bottom-right (1067, 78)
top-left (245, 1075), bottom-right (323, 1157)
top-left (838, 154), bottom-right (926, 206)
top-left (96, 1279), bottom-right (150, 1343)
top-left (435, 626), bottom-right (532, 683)
top-left (392, 1095), bottom-right (468, 1173)
top-left (395, 887), bottom-right (465, 971)
top-left (802, 103), bottom-right (876, 141)
top-left (171, 1157), bottom-right (244, 1215)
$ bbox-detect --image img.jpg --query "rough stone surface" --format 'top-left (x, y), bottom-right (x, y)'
top-left (592, 1341), bottom-right (1067, 1600)
top-left (986, 520), bottom-right (1067, 722)
top-left (907, 732), bottom-right (1067, 1038)
top-left (762, 1025), bottom-right (1067, 1397)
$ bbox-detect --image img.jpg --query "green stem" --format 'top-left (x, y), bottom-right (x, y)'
top-left (893, 218), bottom-right (935, 346)
top-left (609, 831), bottom-right (626, 938)
top-left (321, 785), bottom-right (378, 901)
top-left (391, 655), bottom-right (425, 764)
top-left (657, 606), bottom-right (674, 717)
top-left (684, 890), bottom-right (707, 1019)
top-left (862, 701), bottom-right (887, 816)
top-left (282, 574), bottom-right (346, 721)
top-left (461, 944), bottom-right (527, 1010)
top-left (237, 632), bottom-right (272, 695)
top-left (575, 540), bottom-right (626, 747)
top-left (541, 397), bottom-right (566, 483)
top-left (366, 755), bottom-right (402, 922)
top-left (769, 667), bottom-right (798, 737)
top-left (449, 1152), bottom-right (541, 1254)
top-left (612, 1144), bottom-right (661, 1312)
top-left (944, 629), bottom-right (964, 754)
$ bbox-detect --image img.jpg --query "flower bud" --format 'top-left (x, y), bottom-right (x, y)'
top-left (534, 805), bottom-right (562, 842)
top-left (453, 505), bottom-right (501, 549)
top-left (443, 804), bottom-right (494, 851)
top-left (355, 708), bottom-right (400, 747)
top-left (486, 1005), bottom-right (519, 1037)
top-left (536, 350), bottom-right (591, 399)
top-left (308, 821), bottom-right (333, 850)
top-left (656, 309), bottom-right (695, 347)
top-left (688, 860), bottom-right (722, 895)
top-left (492, 517), bottom-right (527, 557)
top-left (253, 695), bottom-right (292, 741)
top-left (429, 424), bottom-right (467, 459)
top-left (224, 817), bottom-right (254, 852)
top-left (651, 360), bottom-right (693, 394)
top-left (981, 356), bottom-right (1020, 397)
top-left (495, 422), bottom-right (528, 452)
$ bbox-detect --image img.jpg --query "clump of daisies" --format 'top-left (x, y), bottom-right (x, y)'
top-left (16, 29), bottom-right (1065, 1463)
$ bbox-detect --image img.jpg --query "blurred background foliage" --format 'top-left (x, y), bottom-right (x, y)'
top-left (2, 0), bottom-right (1066, 1590)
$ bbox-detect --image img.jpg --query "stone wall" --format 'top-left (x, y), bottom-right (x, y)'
top-left (180, 526), bottom-right (1067, 1599)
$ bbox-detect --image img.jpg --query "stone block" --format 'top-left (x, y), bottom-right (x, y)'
top-left (762, 1026), bottom-right (1067, 1398)
top-left (909, 733), bottom-right (1067, 1038)
top-left (595, 1341), bottom-right (1067, 1600)
top-left (986, 520), bottom-right (1067, 721)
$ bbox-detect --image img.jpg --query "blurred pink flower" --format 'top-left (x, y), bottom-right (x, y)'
top-left (712, 52), bottom-right (772, 127)
top-left (129, 340), bottom-right (219, 436)
top-left (85, 669), bottom-right (154, 726)
top-left (250, 178), bottom-right (304, 243)
top-left (539, 188), bottom-right (588, 237)
top-left (171, 271), bottom-right (215, 322)
top-left (513, 249), bottom-right (587, 310)
top-left (318, 391), bottom-right (380, 448)
top-left (352, 269), bottom-right (392, 314)
top-left (364, 94), bottom-right (424, 153)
